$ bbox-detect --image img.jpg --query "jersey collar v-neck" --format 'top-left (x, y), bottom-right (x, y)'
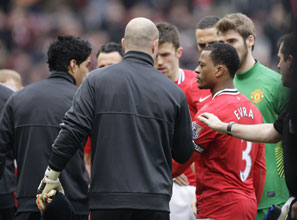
top-left (175, 69), bottom-right (185, 85)
top-left (212, 88), bottom-right (239, 99)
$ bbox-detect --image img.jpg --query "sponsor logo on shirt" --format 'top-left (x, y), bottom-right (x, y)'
top-left (192, 121), bottom-right (202, 139)
top-left (199, 95), bottom-right (211, 102)
top-left (250, 89), bottom-right (264, 103)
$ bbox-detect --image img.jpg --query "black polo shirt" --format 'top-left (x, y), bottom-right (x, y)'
top-left (274, 111), bottom-right (297, 197)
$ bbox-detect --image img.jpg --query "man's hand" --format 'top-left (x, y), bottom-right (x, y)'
top-left (173, 174), bottom-right (189, 186)
top-left (291, 201), bottom-right (297, 219)
top-left (191, 194), bottom-right (197, 217)
top-left (36, 166), bottom-right (64, 210)
top-left (198, 113), bottom-right (227, 134)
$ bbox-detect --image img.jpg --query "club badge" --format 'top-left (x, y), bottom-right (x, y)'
top-left (192, 121), bottom-right (202, 139)
top-left (250, 89), bottom-right (264, 103)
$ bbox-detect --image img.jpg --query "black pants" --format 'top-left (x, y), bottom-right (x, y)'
top-left (90, 209), bottom-right (169, 220)
top-left (0, 207), bottom-right (16, 220)
top-left (14, 211), bottom-right (88, 220)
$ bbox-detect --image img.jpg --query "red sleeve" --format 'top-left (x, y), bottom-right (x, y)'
top-left (183, 79), bottom-right (211, 120)
top-left (84, 136), bottom-right (91, 154)
top-left (193, 113), bottom-right (217, 150)
top-left (252, 142), bottom-right (266, 205)
top-left (172, 152), bottom-right (198, 177)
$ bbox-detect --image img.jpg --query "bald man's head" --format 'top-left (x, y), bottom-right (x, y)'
top-left (122, 17), bottom-right (159, 56)
top-left (0, 69), bottom-right (23, 91)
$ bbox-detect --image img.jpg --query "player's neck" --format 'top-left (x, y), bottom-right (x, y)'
top-left (171, 68), bottom-right (180, 82)
top-left (237, 53), bottom-right (255, 74)
top-left (211, 81), bottom-right (235, 96)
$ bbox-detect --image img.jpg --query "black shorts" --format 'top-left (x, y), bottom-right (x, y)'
top-left (90, 209), bottom-right (169, 220)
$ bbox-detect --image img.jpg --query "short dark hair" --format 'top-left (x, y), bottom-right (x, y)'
top-left (156, 22), bottom-right (180, 50)
top-left (47, 35), bottom-right (92, 72)
top-left (204, 42), bottom-right (240, 78)
top-left (196, 16), bottom-right (220, 29)
top-left (278, 33), bottom-right (297, 61)
top-left (96, 42), bottom-right (124, 58)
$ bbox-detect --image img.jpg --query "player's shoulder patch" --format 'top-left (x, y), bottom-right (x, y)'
top-left (192, 121), bottom-right (202, 139)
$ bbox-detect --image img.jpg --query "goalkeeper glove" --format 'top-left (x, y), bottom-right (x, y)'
top-left (36, 166), bottom-right (64, 211)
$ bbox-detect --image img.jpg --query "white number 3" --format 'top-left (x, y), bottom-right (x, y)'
top-left (240, 140), bottom-right (252, 182)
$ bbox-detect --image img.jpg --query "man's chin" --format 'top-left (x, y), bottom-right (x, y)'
top-left (198, 85), bottom-right (204, 89)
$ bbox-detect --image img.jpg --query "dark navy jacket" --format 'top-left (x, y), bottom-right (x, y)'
top-left (0, 73), bottom-right (89, 214)
top-left (0, 84), bottom-right (15, 209)
top-left (49, 51), bottom-right (194, 212)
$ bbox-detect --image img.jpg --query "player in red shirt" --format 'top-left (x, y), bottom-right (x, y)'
top-left (155, 22), bottom-right (211, 220)
top-left (172, 42), bottom-right (266, 220)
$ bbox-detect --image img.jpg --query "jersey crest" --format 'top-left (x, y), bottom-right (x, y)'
top-left (192, 121), bottom-right (202, 139)
top-left (250, 89), bottom-right (264, 103)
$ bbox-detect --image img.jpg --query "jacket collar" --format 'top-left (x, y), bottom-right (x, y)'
top-left (123, 51), bottom-right (154, 66)
top-left (48, 71), bottom-right (76, 85)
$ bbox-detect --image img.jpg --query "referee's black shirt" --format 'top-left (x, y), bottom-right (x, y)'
top-left (274, 111), bottom-right (297, 197)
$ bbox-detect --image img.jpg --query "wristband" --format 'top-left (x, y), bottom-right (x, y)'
top-left (45, 166), bottom-right (61, 181)
top-left (193, 140), bottom-right (204, 153)
top-left (227, 122), bottom-right (236, 136)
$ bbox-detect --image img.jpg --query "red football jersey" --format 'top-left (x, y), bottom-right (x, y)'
top-left (183, 76), bottom-right (211, 119)
top-left (84, 136), bottom-right (91, 154)
top-left (173, 89), bottom-right (266, 220)
top-left (172, 69), bottom-right (211, 186)
top-left (173, 69), bottom-right (197, 186)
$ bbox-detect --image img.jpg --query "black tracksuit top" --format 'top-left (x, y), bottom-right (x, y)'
top-left (0, 72), bottom-right (89, 214)
top-left (49, 51), bottom-right (194, 212)
top-left (0, 84), bottom-right (16, 209)
top-left (274, 111), bottom-right (297, 198)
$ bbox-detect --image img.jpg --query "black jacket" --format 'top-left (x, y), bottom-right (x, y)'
top-left (0, 72), bottom-right (89, 214)
top-left (49, 51), bottom-right (194, 212)
top-left (274, 111), bottom-right (297, 197)
top-left (0, 84), bottom-right (16, 209)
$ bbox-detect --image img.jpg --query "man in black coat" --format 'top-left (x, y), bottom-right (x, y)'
top-left (36, 17), bottom-right (194, 220)
top-left (0, 84), bottom-right (15, 220)
top-left (0, 35), bottom-right (92, 220)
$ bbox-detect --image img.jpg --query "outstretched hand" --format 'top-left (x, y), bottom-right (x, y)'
top-left (198, 113), bottom-right (226, 134)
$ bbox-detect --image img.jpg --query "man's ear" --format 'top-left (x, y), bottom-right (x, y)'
top-left (246, 35), bottom-right (255, 49)
top-left (121, 38), bottom-right (125, 52)
top-left (152, 38), bottom-right (159, 54)
top-left (215, 65), bottom-right (225, 78)
top-left (287, 55), bottom-right (293, 68)
top-left (68, 59), bottom-right (77, 75)
top-left (176, 47), bottom-right (183, 58)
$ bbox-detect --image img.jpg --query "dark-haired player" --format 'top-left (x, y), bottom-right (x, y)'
top-left (0, 35), bottom-right (92, 220)
top-left (195, 15), bottom-right (220, 52)
top-left (96, 42), bottom-right (124, 68)
top-left (173, 43), bottom-right (266, 220)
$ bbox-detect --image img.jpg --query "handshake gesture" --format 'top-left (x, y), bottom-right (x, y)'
top-left (36, 166), bottom-right (64, 210)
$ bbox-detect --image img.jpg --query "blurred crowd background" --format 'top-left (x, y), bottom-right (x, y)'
top-left (0, 0), bottom-right (293, 86)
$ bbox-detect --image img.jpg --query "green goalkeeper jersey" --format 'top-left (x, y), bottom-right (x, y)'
top-left (234, 61), bottom-right (290, 209)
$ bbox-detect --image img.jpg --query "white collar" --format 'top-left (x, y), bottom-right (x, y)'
top-left (177, 69), bottom-right (185, 84)
top-left (212, 88), bottom-right (239, 99)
